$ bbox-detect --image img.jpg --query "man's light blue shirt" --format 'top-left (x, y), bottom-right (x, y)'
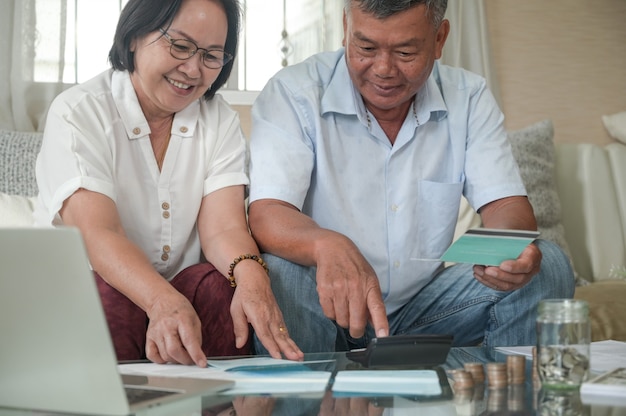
top-left (249, 49), bottom-right (526, 314)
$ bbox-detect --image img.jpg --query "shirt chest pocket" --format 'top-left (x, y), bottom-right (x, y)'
top-left (413, 180), bottom-right (464, 259)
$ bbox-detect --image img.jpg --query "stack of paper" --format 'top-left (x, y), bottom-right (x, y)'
top-left (119, 358), bottom-right (449, 399)
top-left (332, 370), bottom-right (443, 397)
top-left (580, 367), bottom-right (626, 406)
top-left (119, 357), bottom-right (333, 396)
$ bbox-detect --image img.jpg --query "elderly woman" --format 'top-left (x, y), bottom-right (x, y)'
top-left (34, 0), bottom-right (302, 366)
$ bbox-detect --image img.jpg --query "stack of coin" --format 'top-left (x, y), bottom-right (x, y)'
top-left (453, 384), bottom-right (473, 408)
top-left (486, 362), bottom-right (508, 389)
top-left (450, 370), bottom-right (475, 416)
top-left (451, 369), bottom-right (475, 390)
top-left (506, 354), bottom-right (526, 385)
top-left (508, 385), bottom-right (525, 411)
top-left (473, 383), bottom-right (485, 401)
top-left (464, 362), bottom-right (485, 385)
top-left (472, 383), bottom-right (487, 415)
top-left (486, 387), bottom-right (507, 412)
top-left (532, 346), bottom-right (541, 388)
top-left (453, 392), bottom-right (474, 416)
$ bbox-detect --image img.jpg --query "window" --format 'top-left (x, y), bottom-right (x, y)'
top-left (33, 0), bottom-right (343, 102)
top-left (34, 0), bottom-right (128, 84)
top-left (236, 0), bottom-right (343, 91)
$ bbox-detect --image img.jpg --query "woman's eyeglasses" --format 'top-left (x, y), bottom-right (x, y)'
top-left (159, 29), bottom-right (233, 69)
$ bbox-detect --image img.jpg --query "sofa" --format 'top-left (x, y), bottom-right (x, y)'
top-left (2, 120), bottom-right (626, 342)
top-left (454, 119), bottom-right (626, 342)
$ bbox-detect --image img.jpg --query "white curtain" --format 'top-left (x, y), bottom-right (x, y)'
top-left (0, 0), bottom-right (71, 132)
top-left (441, 0), bottom-right (501, 105)
top-left (0, 0), bottom-right (499, 133)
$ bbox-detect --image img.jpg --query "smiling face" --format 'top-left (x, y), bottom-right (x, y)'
top-left (129, 0), bottom-right (228, 120)
top-left (343, 3), bottom-right (449, 120)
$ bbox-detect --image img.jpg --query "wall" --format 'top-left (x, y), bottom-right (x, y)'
top-left (231, 104), bottom-right (252, 138)
top-left (233, 1), bottom-right (626, 145)
top-left (485, 0), bottom-right (626, 145)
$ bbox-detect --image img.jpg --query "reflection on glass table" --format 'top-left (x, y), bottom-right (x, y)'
top-left (204, 347), bottom-right (626, 416)
top-left (2, 347), bottom-right (625, 415)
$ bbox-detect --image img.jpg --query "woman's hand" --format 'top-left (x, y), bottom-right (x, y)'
top-left (145, 292), bottom-right (207, 367)
top-left (60, 189), bottom-right (208, 366)
top-left (319, 391), bottom-right (385, 416)
top-left (197, 187), bottom-right (304, 361)
top-left (229, 260), bottom-right (304, 361)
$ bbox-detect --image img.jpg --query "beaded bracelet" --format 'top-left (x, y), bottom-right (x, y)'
top-left (227, 254), bottom-right (269, 288)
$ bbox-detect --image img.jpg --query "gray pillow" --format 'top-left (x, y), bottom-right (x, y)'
top-left (0, 129), bottom-right (43, 197)
top-left (507, 120), bottom-right (582, 284)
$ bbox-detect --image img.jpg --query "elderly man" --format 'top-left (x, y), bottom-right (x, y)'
top-left (248, 0), bottom-right (574, 353)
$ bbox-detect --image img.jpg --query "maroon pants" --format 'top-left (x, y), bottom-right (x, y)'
top-left (95, 263), bottom-right (251, 361)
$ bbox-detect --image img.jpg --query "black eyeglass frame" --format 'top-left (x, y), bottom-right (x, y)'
top-left (159, 29), bottom-right (233, 69)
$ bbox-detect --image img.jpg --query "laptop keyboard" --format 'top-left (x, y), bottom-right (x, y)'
top-left (125, 387), bottom-right (177, 405)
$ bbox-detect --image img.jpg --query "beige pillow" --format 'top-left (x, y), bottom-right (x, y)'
top-left (602, 111), bottom-right (626, 144)
top-left (575, 280), bottom-right (626, 342)
top-left (0, 192), bottom-right (36, 227)
top-left (507, 120), bottom-right (579, 283)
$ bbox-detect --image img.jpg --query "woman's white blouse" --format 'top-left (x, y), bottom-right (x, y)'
top-left (34, 69), bottom-right (248, 280)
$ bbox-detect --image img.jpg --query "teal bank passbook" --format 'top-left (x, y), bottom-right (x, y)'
top-left (440, 228), bottom-right (540, 266)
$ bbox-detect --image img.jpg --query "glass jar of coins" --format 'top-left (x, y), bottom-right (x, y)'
top-left (536, 299), bottom-right (591, 389)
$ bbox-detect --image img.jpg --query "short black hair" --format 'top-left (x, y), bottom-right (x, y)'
top-left (108, 0), bottom-right (241, 100)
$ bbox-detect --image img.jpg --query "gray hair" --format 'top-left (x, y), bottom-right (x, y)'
top-left (344, 0), bottom-right (447, 28)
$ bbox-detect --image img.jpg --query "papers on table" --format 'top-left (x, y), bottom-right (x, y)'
top-left (580, 367), bottom-right (626, 406)
top-left (224, 371), bottom-right (331, 396)
top-left (332, 370), bottom-right (442, 397)
top-left (119, 357), bottom-right (333, 396)
top-left (207, 357), bottom-right (333, 372)
top-left (208, 357), bottom-right (334, 395)
top-left (119, 357), bottom-right (449, 398)
top-left (495, 340), bottom-right (626, 374)
top-left (441, 228), bottom-right (540, 266)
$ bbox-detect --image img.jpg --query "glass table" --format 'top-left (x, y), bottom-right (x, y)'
top-left (202, 347), bottom-right (626, 415)
top-left (1, 347), bottom-right (624, 415)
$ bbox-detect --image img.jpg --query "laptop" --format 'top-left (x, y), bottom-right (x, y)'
top-left (0, 227), bottom-right (234, 415)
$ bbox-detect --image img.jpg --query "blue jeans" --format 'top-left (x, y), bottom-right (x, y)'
top-left (254, 239), bottom-right (575, 354)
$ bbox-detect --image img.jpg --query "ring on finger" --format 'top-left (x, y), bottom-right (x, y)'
top-left (278, 325), bottom-right (286, 333)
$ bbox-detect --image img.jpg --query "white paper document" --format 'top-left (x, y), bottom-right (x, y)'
top-left (119, 357), bottom-right (333, 395)
top-left (495, 340), bottom-right (626, 374)
top-left (332, 370), bottom-right (442, 397)
top-left (206, 357), bottom-right (334, 371)
top-left (580, 367), bottom-right (626, 406)
top-left (220, 371), bottom-right (331, 396)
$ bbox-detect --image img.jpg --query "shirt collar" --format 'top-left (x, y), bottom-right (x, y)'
top-left (111, 70), bottom-right (199, 140)
top-left (320, 52), bottom-right (365, 122)
top-left (320, 52), bottom-right (448, 124)
top-left (422, 62), bottom-right (448, 122)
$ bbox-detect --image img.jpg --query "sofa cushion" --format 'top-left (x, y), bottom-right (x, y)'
top-left (602, 110), bottom-right (626, 144)
top-left (0, 192), bottom-right (36, 226)
top-left (0, 129), bottom-right (43, 197)
top-left (556, 143), bottom-right (626, 283)
top-left (575, 280), bottom-right (626, 342)
top-left (507, 120), bottom-right (577, 282)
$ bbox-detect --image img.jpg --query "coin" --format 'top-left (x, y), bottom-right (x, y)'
top-left (464, 362), bottom-right (485, 383)
top-left (486, 362), bottom-right (508, 388)
top-left (451, 369), bottom-right (475, 389)
top-left (507, 354), bottom-right (526, 385)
